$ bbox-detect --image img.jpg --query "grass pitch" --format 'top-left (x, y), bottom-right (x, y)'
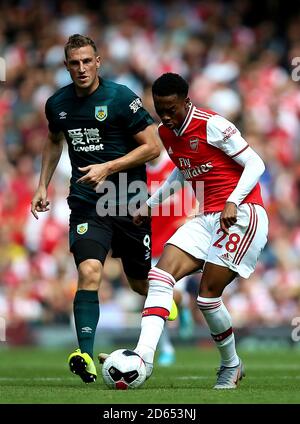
top-left (0, 345), bottom-right (299, 404)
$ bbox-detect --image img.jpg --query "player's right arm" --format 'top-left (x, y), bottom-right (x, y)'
top-left (133, 166), bottom-right (185, 225)
top-left (31, 130), bottom-right (64, 219)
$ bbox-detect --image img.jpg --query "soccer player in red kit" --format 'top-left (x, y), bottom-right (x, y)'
top-left (133, 73), bottom-right (268, 389)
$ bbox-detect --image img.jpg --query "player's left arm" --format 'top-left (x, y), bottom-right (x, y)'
top-left (77, 124), bottom-right (160, 187)
top-left (207, 115), bottom-right (265, 234)
top-left (109, 123), bottom-right (161, 172)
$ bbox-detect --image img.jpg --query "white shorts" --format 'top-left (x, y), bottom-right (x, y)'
top-left (166, 203), bottom-right (268, 279)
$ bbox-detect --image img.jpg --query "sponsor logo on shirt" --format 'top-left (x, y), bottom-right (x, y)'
top-left (180, 161), bottom-right (213, 179)
top-left (129, 98), bottom-right (143, 113)
top-left (222, 126), bottom-right (237, 142)
top-left (95, 105), bottom-right (108, 121)
top-left (68, 128), bottom-right (104, 152)
top-left (179, 158), bottom-right (191, 168)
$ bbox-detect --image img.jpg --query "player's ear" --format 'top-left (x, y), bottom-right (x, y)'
top-left (96, 56), bottom-right (101, 69)
top-left (184, 97), bottom-right (191, 110)
top-left (64, 60), bottom-right (70, 72)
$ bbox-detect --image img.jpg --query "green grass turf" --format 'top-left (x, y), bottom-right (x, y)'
top-left (0, 346), bottom-right (299, 404)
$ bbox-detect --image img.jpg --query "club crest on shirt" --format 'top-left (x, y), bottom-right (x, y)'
top-left (95, 105), bottom-right (108, 122)
top-left (189, 137), bottom-right (199, 151)
top-left (77, 223), bottom-right (88, 234)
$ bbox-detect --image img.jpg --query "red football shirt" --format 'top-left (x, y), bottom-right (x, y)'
top-left (158, 105), bottom-right (263, 213)
top-left (147, 152), bottom-right (195, 257)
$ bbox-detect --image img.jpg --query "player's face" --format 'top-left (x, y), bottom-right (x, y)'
top-left (153, 94), bottom-right (190, 130)
top-left (65, 46), bottom-right (100, 94)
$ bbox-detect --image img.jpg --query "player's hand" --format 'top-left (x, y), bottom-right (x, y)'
top-left (31, 186), bottom-right (50, 219)
top-left (77, 164), bottom-right (110, 189)
top-left (220, 202), bottom-right (237, 235)
top-left (132, 203), bottom-right (151, 226)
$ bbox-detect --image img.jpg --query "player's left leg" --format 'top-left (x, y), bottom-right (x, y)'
top-left (198, 203), bottom-right (268, 389)
top-left (68, 256), bottom-right (103, 383)
top-left (197, 263), bottom-right (244, 389)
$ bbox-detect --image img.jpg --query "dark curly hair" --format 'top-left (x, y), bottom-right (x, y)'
top-left (152, 73), bottom-right (189, 98)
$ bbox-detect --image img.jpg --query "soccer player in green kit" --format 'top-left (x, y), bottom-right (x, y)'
top-left (31, 34), bottom-right (176, 383)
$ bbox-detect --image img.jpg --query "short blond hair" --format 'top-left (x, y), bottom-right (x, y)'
top-left (64, 34), bottom-right (97, 60)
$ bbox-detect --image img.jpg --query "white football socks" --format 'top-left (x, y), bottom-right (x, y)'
top-left (197, 296), bottom-right (239, 367)
top-left (135, 267), bottom-right (175, 365)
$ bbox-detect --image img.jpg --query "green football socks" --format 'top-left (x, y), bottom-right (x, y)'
top-left (73, 290), bottom-right (100, 358)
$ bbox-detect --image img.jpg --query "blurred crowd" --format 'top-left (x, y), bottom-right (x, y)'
top-left (1, 0), bottom-right (300, 343)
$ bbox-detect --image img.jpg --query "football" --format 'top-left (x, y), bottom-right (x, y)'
top-left (101, 349), bottom-right (147, 390)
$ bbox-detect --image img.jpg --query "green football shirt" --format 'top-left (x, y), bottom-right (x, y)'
top-left (45, 78), bottom-right (154, 214)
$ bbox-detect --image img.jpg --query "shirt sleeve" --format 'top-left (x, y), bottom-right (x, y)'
top-left (207, 114), bottom-right (265, 206)
top-left (206, 114), bottom-right (249, 158)
top-left (226, 147), bottom-right (265, 206)
top-left (117, 85), bottom-right (154, 135)
top-left (146, 166), bottom-right (185, 208)
top-left (45, 98), bottom-right (62, 134)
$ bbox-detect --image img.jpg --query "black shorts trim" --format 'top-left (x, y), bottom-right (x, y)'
top-left (71, 239), bottom-right (108, 267)
top-left (122, 265), bottom-right (149, 281)
top-left (69, 212), bottom-right (151, 278)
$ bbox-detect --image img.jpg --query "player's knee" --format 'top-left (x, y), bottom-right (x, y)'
top-left (156, 256), bottom-right (179, 280)
top-left (156, 245), bottom-right (202, 281)
top-left (199, 280), bottom-right (222, 298)
top-left (78, 259), bottom-right (102, 290)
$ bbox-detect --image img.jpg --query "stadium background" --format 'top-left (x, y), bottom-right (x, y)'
top-left (0, 0), bottom-right (300, 355)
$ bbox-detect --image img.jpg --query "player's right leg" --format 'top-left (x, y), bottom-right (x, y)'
top-left (134, 244), bottom-right (205, 378)
top-left (68, 214), bottom-right (112, 383)
top-left (133, 215), bottom-right (210, 377)
top-left (197, 263), bottom-right (243, 389)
